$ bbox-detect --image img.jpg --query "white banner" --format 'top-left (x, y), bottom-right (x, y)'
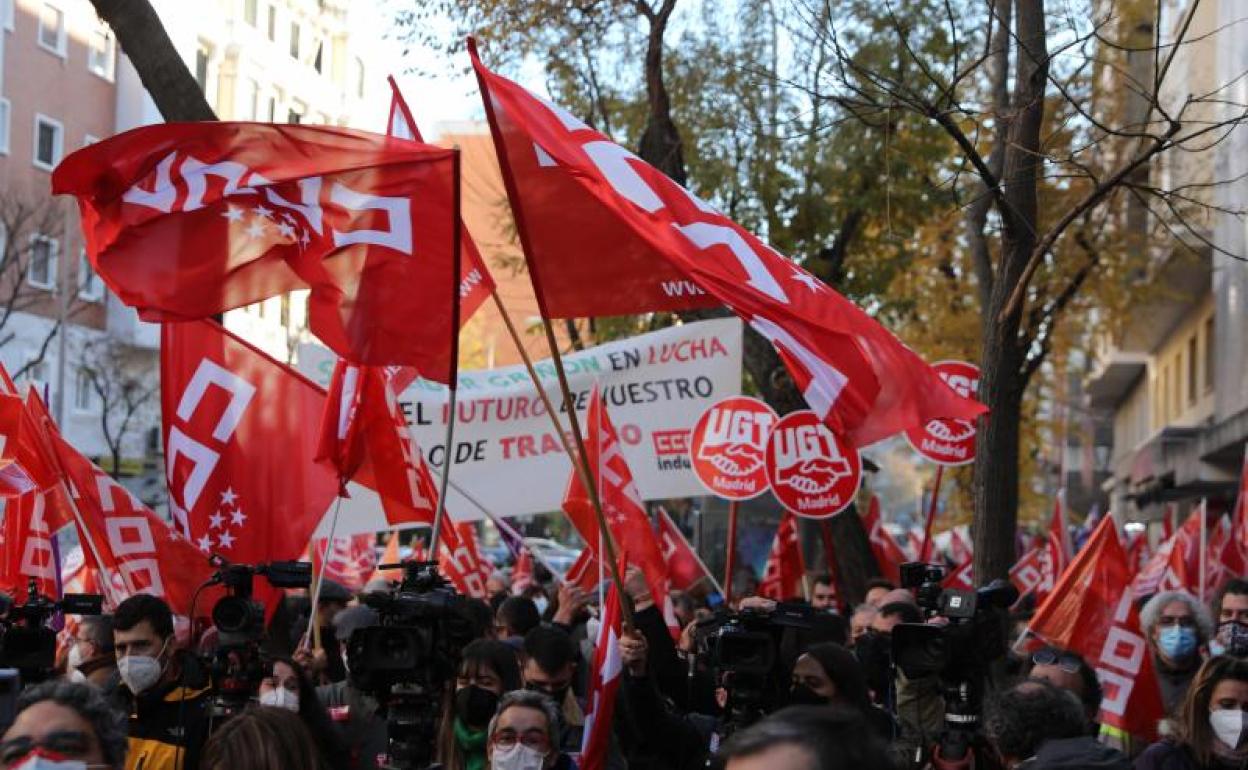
top-left (305, 318), bottom-right (741, 534)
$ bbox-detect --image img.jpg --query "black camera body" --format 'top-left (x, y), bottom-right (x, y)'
top-left (694, 602), bottom-right (819, 732)
top-left (893, 562), bottom-right (1018, 763)
top-left (0, 580), bottom-right (102, 683)
top-left (204, 558), bottom-right (311, 718)
top-left (354, 561), bottom-right (474, 770)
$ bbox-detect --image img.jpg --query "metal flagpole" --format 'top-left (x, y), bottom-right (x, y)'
top-left (1199, 498), bottom-right (1208, 604)
top-left (305, 495), bottom-right (343, 652)
top-left (430, 150), bottom-right (464, 556)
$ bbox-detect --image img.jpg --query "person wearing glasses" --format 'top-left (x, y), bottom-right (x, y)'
top-left (1141, 591), bottom-right (1216, 716)
top-left (486, 691), bottom-right (574, 770)
top-left (1026, 647), bottom-right (1104, 728)
top-left (0, 680), bottom-right (128, 770)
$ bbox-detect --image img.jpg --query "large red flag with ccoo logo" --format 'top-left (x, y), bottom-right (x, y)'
top-left (1028, 515), bottom-right (1163, 739)
top-left (54, 123), bottom-right (461, 377)
top-left (161, 320), bottom-right (341, 565)
top-left (469, 39), bottom-right (986, 446)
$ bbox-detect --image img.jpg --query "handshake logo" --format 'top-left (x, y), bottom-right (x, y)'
top-left (771, 427), bottom-right (853, 496)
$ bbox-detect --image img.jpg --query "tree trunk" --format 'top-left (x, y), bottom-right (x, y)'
top-left (825, 505), bottom-right (879, 606)
top-left (973, 0), bottom-right (1049, 584)
top-left (636, 6), bottom-right (686, 186)
top-left (90, 0), bottom-right (216, 122)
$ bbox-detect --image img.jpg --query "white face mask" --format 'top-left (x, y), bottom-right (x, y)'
top-left (491, 743), bottom-right (547, 770)
top-left (259, 687), bottom-right (300, 711)
top-left (532, 597), bottom-right (549, 616)
top-left (118, 639), bottom-right (168, 695)
top-left (66, 642), bottom-right (86, 672)
top-left (1211, 708), bottom-right (1248, 750)
top-left (9, 749), bottom-right (110, 770)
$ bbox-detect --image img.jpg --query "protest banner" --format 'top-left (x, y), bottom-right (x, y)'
top-left (301, 317), bottom-right (742, 533)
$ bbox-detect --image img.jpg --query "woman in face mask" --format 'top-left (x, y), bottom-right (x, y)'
top-left (1137, 656), bottom-right (1248, 770)
top-left (789, 643), bottom-right (896, 740)
top-left (256, 657), bottom-right (349, 770)
top-left (437, 640), bottom-right (523, 770)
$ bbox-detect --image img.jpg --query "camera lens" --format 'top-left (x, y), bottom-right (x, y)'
top-left (212, 596), bottom-right (253, 634)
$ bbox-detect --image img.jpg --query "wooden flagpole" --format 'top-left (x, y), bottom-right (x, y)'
top-left (470, 37), bottom-right (631, 622)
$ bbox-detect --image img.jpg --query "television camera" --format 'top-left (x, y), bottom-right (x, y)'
top-left (0, 579), bottom-right (102, 683)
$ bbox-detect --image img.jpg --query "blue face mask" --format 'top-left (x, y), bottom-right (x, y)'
top-left (1158, 625), bottom-right (1199, 660)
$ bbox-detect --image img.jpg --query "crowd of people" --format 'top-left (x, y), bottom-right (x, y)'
top-left (5, 565), bottom-right (1248, 770)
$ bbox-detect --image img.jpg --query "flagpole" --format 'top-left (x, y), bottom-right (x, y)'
top-left (470, 37), bottom-right (630, 623)
top-left (819, 519), bottom-right (839, 606)
top-left (1199, 497), bottom-right (1208, 603)
top-left (430, 149), bottom-right (464, 556)
top-left (305, 495), bottom-right (344, 653)
top-left (658, 506), bottom-right (724, 596)
top-left (920, 465), bottom-right (944, 562)
top-left (724, 500), bottom-right (739, 603)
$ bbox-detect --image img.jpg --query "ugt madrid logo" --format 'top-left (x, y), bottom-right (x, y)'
top-left (688, 396), bottom-right (777, 500)
top-left (765, 410), bottom-right (861, 519)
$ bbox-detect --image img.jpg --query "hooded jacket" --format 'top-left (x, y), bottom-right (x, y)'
top-left (1017, 736), bottom-right (1132, 770)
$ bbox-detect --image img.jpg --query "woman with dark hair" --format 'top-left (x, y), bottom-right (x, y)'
top-left (1136, 656), bottom-right (1248, 769)
top-left (437, 639), bottom-right (524, 770)
top-left (258, 656), bottom-right (349, 770)
top-left (789, 642), bottom-right (895, 739)
top-left (202, 706), bottom-right (333, 770)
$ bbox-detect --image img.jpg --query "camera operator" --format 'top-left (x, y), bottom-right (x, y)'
top-left (485, 691), bottom-right (575, 770)
top-left (717, 704), bottom-right (897, 770)
top-left (436, 639), bottom-right (522, 770)
top-left (1211, 579), bottom-right (1248, 657)
top-left (113, 594), bottom-right (211, 770)
top-left (521, 626), bottom-right (583, 755)
top-left (315, 605), bottom-right (386, 770)
top-left (1023, 647), bottom-right (1103, 729)
top-left (855, 600), bottom-right (923, 703)
top-left (1141, 591), bottom-right (1214, 715)
top-left (790, 642), bottom-right (895, 739)
top-left (0, 680), bottom-right (128, 770)
top-left (66, 615), bottom-right (118, 693)
top-left (983, 680), bottom-right (1129, 770)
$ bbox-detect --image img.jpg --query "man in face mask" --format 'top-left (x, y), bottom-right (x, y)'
top-left (65, 616), bottom-right (118, 692)
top-left (1212, 579), bottom-right (1248, 657)
top-left (0, 680), bottom-right (129, 770)
top-left (486, 691), bottom-right (574, 770)
top-left (1141, 590), bottom-right (1213, 715)
top-left (521, 626), bottom-right (583, 755)
top-left (112, 594), bottom-right (210, 770)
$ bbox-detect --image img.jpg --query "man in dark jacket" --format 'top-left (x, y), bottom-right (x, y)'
top-left (984, 680), bottom-right (1131, 770)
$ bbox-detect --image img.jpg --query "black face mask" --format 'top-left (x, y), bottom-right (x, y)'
top-left (526, 681), bottom-right (570, 706)
top-left (454, 685), bottom-right (499, 729)
top-left (788, 683), bottom-right (828, 707)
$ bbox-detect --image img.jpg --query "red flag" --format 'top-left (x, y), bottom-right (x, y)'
top-left (864, 496), bottom-right (907, 585)
top-left (759, 510), bottom-right (805, 600)
top-left (656, 506), bottom-right (715, 593)
top-left (1221, 449), bottom-right (1248, 577)
top-left (562, 386), bottom-right (677, 635)
top-left (579, 571), bottom-right (623, 770)
top-left (0, 490), bottom-right (62, 601)
top-left (511, 548), bottom-right (534, 595)
top-left (161, 320), bottom-right (341, 564)
top-left (564, 547), bottom-right (601, 593)
top-left (439, 522), bottom-right (491, 599)
top-left (387, 77), bottom-right (495, 324)
top-left (1010, 546), bottom-right (1048, 600)
top-left (54, 123), bottom-right (461, 376)
top-left (317, 361), bottom-right (439, 526)
top-left (469, 40), bottom-right (986, 446)
top-left (1028, 516), bottom-right (1164, 739)
top-left (1039, 496), bottom-right (1071, 602)
top-left (948, 527), bottom-right (972, 565)
top-left (49, 430), bottom-right (215, 614)
top-left (942, 559), bottom-right (974, 591)
top-left (311, 533), bottom-right (377, 592)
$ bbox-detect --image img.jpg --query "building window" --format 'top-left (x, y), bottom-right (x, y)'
top-left (354, 56), bottom-right (365, 99)
top-left (246, 79), bottom-right (260, 120)
top-left (1205, 316), bottom-right (1215, 392)
top-left (243, 0), bottom-right (257, 26)
top-left (1173, 353), bottom-right (1181, 416)
top-left (2, 0), bottom-right (14, 32)
top-left (37, 3), bottom-right (66, 57)
top-left (312, 39), bottom-right (323, 73)
top-left (280, 295), bottom-right (290, 328)
top-left (289, 21), bottom-right (300, 59)
top-left (88, 28), bottom-right (115, 80)
top-left (1187, 335), bottom-right (1197, 406)
top-left (74, 368), bottom-right (95, 412)
top-left (267, 96), bottom-right (277, 122)
top-left (1159, 364), bottom-right (1169, 424)
top-left (266, 4), bottom-right (276, 40)
top-left (28, 235), bottom-right (58, 290)
top-left (78, 250), bottom-right (103, 301)
top-left (287, 109), bottom-right (301, 125)
top-left (195, 45), bottom-right (210, 92)
top-left (33, 114), bottom-right (63, 170)
top-left (0, 98), bottom-right (9, 155)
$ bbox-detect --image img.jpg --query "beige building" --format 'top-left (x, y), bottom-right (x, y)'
top-left (1087, 0), bottom-right (1248, 524)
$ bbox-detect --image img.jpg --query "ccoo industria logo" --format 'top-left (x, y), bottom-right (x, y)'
top-left (688, 396), bottom-right (777, 500)
top-left (765, 410), bottom-right (861, 519)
